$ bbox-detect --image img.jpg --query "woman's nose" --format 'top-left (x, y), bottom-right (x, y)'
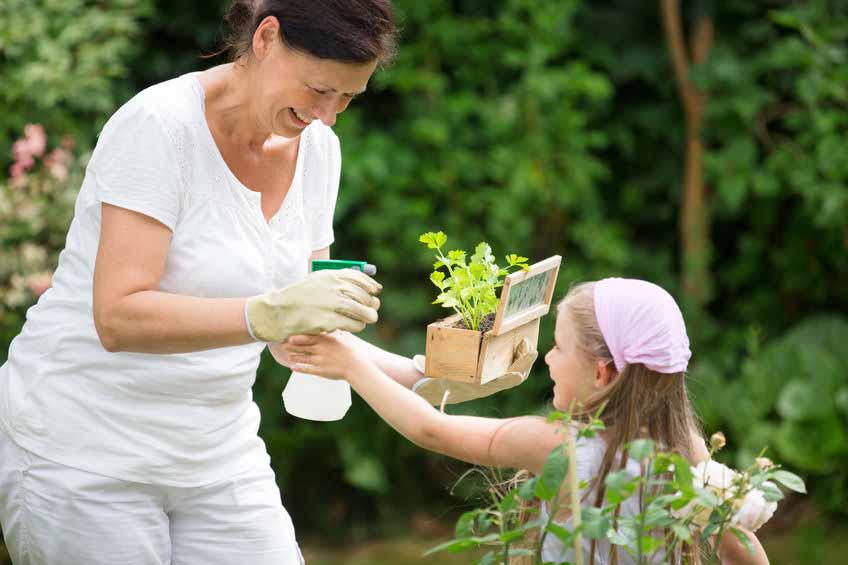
top-left (313, 97), bottom-right (339, 127)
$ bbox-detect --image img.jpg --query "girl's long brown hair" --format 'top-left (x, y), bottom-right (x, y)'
top-left (512, 282), bottom-right (704, 564)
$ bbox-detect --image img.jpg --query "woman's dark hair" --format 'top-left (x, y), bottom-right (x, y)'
top-left (221, 0), bottom-right (397, 66)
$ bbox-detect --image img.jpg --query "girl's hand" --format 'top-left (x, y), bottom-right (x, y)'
top-left (279, 331), bottom-right (367, 380)
top-left (268, 341), bottom-right (296, 368)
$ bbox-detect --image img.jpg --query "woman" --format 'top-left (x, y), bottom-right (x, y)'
top-left (0, 1), bottom-right (395, 563)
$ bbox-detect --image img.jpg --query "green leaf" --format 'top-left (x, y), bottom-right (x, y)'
top-left (580, 507), bottom-right (610, 540)
top-left (418, 232), bottom-right (436, 249)
top-left (639, 535), bottom-right (663, 554)
top-left (472, 242), bottom-right (494, 265)
top-left (545, 521), bottom-right (574, 544)
top-left (700, 520), bottom-right (721, 544)
top-left (430, 271), bottom-right (445, 287)
top-left (607, 527), bottom-right (631, 546)
top-left (730, 527), bottom-right (756, 555)
top-left (519, 477), bottom-right (539, 501)
top-left (671, 454), bottom-right (695, 496)
top-left (448, 249), bottom-right (466, 264)
top-left (499, 529), bottom-right (525, 543)
top-left (695, 487), bottom-right (722, 508)
top-left (455, 509), bottom-right (483, 538)
top-left (777, 379), bottom-right (828, 421)
top-left (506, 254), bottom-right (529, 265)
top-left (770, 470), bottom-right (807, 493)
top-left (535, 446), bottom-right (569, 501)
top-left (499, 490), bottom-right (519, 514)
top-left (605, 470), bottom-right (638, 505)
top-left (672, 523), bottom-right (692, 543)
top-left (627, 439), bottom-right (655, 461)
top-left (424, 534), bottom-right (499, 556)
top-left (760, 481), bottom-right (785, 502)
top-left (476, 551), bottom-right (497, 565)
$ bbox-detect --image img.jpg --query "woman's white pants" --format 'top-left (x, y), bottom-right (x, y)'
top-left (0, 427), bottom-right (305, 564)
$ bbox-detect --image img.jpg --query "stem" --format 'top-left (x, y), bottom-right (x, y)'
top-left (636, 458), bottom-right (652, 565)
top-left (567, 431), bottom-right (584, 565)
top-left (434, 247), bottom-right (474, 329)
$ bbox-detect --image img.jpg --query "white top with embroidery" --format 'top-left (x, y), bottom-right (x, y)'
top-left (0, 73), bottom-right (340, 487)
top-left (540, 430), bottom-right (672, 565)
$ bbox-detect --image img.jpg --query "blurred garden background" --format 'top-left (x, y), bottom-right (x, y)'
top-left (1, 0), bottom-right (846, 563)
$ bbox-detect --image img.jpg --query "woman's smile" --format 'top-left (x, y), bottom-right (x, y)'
top-left (289, 107), bottom-right (313, 127)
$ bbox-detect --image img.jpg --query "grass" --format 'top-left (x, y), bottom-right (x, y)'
top-left (302, 537), bottom-right (485, 564)
top-left (4, 507), bottom-right (848, 564)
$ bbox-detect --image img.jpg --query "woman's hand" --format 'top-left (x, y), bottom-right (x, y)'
top-left (277, 331), bottom-right (367, 380)
top-left (246, 269), bottom-right (382, 343)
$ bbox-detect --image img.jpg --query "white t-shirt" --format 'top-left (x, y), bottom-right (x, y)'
top-left (0, 74), bottom-right (340, 487)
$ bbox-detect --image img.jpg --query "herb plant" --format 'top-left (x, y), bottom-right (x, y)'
top-left (419, 231), bottom-right (530, 331)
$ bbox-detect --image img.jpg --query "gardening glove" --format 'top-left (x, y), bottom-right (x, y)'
top-left (246, 269), bottom-right (381, 343)
top-left (412, 338), bottom-right (538, 406)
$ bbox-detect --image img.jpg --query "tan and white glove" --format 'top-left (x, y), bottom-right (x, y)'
top-left (412, 339), bottom-right (538, 406)
top-left (245, 269), bottom-right (381, 343)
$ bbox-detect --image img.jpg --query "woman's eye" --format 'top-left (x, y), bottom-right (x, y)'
top-left (312, 88), bottom-right (329, 95)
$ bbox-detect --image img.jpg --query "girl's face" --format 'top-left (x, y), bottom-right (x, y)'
top-left (251, 17), bottom-right (378, 137)
top-left (544, 311), bottom-right (598, 410)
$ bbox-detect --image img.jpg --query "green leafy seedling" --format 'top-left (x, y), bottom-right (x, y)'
top-left (419, 231), bottom-right (529, 331)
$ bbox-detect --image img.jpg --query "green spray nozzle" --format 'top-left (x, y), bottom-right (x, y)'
top-left (311, 259), bottom-right (377, 276)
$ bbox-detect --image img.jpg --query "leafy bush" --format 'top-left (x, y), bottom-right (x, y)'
top-left (691, 315), bottom-right (848, 515)
top-left (0, 125), bottom-right (86, 345)
top-left (0, 0), bottom-right (151, 162)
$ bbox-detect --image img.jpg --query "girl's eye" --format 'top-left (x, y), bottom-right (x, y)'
top-left (311, 88), bottom-right (329, 95)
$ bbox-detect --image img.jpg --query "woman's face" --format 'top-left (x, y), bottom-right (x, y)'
top-left (544, 311), bottom-right (597, 411)
top-left (250, 17), bottom-right (378, 137)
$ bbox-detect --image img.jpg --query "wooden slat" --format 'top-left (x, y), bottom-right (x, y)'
top-left (491, 255), bottom-right (562, 336)
top-left (424, 315), bottom-right (482, 383)
top-left (479, 318), bottom-right (541, 384)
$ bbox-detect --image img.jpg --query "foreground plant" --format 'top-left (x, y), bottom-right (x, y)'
top-left (419, 231), bottom-right (529, 331)
top-left (427, 414), bottom-right (805, 565)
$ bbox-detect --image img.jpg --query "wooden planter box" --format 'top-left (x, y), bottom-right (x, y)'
top-left (424, 256), bottom-right (561, 385)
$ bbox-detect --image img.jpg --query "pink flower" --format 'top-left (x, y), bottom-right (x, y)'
top-left (23, 124), bottom-right (47, 158)
top-left (10, 124), bottom-right (47, 178)
top-left (10, 148), bottom-right (34, 173)
top-left (10, 161), bottom-right (28, 179)
top-left (44, 147), bottom-right (71, 182)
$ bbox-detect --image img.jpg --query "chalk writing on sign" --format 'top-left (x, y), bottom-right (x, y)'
top-left (504, 269), bottom-right (554, 319)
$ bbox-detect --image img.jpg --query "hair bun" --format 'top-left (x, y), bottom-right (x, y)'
top-left (224, 0), bottom-right (255, 34)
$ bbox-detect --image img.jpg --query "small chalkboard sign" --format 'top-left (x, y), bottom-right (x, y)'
top-left (490, 255), bottom-right (561, 336)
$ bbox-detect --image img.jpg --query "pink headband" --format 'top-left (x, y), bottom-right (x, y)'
top-left (593, 278), bottom-right (691, 374)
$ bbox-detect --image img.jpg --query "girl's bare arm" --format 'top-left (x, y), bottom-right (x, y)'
top-left (343, 355), bottom-right (565, 473)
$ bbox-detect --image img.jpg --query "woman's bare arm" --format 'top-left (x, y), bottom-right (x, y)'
top-left (93, 204), bottom-right (254, 353)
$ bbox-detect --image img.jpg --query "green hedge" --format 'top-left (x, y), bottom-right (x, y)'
top-left (1, 0), bottom-right (846, 538)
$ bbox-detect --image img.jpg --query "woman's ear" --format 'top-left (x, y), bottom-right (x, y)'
top-left (252, 16), bottom-right (280, 60)
top-left (594, 360), bottom-right (617, 388)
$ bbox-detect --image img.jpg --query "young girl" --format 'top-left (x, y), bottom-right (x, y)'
top-left (279, 278), bottom-right (769, 564)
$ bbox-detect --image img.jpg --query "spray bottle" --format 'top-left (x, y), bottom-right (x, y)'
top-left (282, 259), bottom-right (377, 421)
